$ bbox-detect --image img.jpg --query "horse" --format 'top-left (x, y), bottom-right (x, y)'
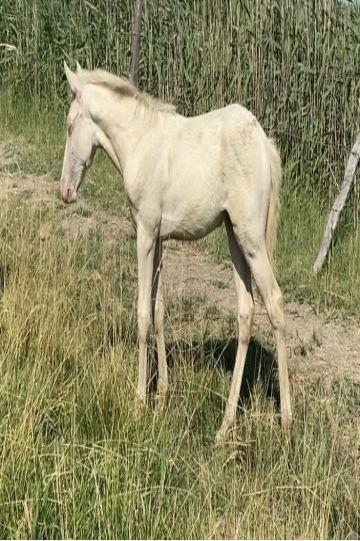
top-left (60, 62), bottom-right (292, 444)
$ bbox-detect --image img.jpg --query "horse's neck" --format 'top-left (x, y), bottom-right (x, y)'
top-left (98, 99), bottom-right (139, 174)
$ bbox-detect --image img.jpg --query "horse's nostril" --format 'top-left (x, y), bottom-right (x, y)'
top-left (67, 188), bottom-right (71, 199)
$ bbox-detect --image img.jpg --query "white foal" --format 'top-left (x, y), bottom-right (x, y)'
top-left (60, 63), bottom-right (292, 443)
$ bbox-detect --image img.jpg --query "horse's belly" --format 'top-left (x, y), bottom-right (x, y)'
top-left (160, 208), bottom-right (225, 240)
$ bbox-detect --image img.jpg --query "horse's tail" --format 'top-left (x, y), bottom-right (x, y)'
top-left (265, 137), bottom-right (282, 266)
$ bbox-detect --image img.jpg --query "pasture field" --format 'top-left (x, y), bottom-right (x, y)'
top-left (0, 0), bottom-right (359, 538)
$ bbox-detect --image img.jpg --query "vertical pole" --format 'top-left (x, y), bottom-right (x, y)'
top-left (129, 0), bottom-right (146, 87)
top-left (313, 134), bottom-right (360, 273)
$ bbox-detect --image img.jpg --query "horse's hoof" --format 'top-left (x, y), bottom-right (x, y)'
top-left (214, 428), bottom-right (228, 447)
top-left (281, 411), bottom-right (293, 430)
top-left (154, 392), bottom-right (167, 412)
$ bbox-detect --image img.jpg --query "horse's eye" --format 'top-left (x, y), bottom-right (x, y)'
top-left (67, 123), bottom-right (73, 135)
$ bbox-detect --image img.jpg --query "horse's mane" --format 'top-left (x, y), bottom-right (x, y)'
top-left (80, 69), bottom-right (176, 114)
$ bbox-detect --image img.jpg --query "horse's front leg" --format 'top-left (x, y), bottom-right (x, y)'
top-left (151, 239), bottom-right (168, 405)
top-left (135, 224), bottom-right (156, 415)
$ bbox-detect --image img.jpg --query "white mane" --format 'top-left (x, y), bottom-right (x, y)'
top-left (80, 69), bottom-right (176, 115)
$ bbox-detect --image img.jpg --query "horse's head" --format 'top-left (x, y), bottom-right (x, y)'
top-left (60, 62), bottom-right (98, 204)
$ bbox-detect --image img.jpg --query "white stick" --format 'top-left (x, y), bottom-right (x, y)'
top-left (313, 133), bottom-right (360, 274)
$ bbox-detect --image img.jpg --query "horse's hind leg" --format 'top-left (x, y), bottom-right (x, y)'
top-left (215, 218), bottom-right (254, 445)
top-left (243, 242), bottom-right (292, 428)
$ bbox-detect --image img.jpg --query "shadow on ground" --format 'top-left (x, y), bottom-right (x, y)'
top-left (149, 335), bottom-right (280, 410)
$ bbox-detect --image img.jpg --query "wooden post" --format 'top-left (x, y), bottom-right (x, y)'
top-left (129, 0), bottom-right (146, 87)
top-left (313, 134), bottom-right (360, 273)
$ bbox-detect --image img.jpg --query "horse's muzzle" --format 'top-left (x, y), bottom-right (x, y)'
top-left (60, 182), bottom-right (77, 204)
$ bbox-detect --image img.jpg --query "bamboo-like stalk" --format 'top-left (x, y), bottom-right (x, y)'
top-left (129, 0), bottom-right (146, 87)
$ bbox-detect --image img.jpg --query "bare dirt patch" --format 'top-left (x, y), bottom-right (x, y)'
top-left (59, 212), bottom-right (132, 241)
top-left (0, 141), bottom-right (57, 207)
top-left (0, 171), bottom-right (57, 205)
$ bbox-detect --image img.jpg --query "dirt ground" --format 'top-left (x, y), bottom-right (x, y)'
top-left (1, 140), bottom-right (359, 383)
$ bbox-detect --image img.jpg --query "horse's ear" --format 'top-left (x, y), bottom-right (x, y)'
top-left (64, 61), bottom-right (81, 95)
top-left (76, 61), bottom-right (82, 74)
